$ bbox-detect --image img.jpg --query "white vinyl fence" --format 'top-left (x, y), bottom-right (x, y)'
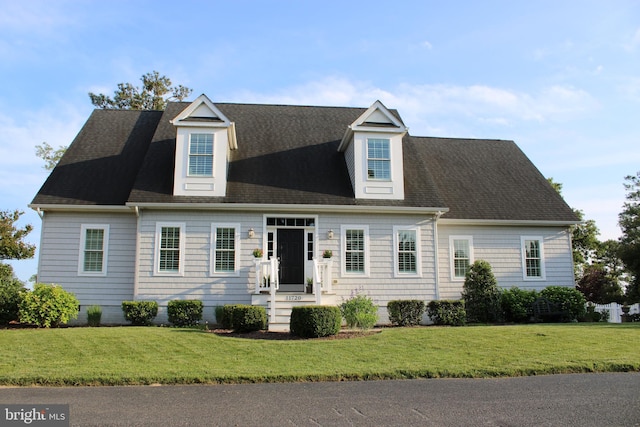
top-left (589, 302), bottom-right (640, 323)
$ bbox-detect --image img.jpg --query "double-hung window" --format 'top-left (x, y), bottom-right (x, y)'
top-left (78, 224), bottom-right (109, 276)
top-left (211, 224), bottom-right (239, 275)
top-left (393, 226), bottom-right (421, 276)
top-left (450, 236), bottom-right (473, 280)
top-left (188, 133), bottom-right (213, 176)
top-left (521, 236), bottom-right (545, 280)
top-left (155, 223), bottom-right (185, 275)
top-left (367, 138), bottom-right (391, 180)
top-left (341, 225), bottom-right (369, 276)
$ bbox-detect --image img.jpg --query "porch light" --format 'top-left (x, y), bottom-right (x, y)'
top-left (248, 228), bottom-right (255, 238)
top-left (328, 229), bottom-right (334, 239)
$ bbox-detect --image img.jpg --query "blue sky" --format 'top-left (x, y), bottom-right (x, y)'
top-left (2, 0), bottom-right (640, 283)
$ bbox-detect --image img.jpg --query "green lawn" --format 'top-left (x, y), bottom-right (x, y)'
top-left (1, 324), bottom-right (638, 386)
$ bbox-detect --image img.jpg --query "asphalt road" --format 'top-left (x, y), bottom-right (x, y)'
top-left (1, 373), bottom-right (638, 426)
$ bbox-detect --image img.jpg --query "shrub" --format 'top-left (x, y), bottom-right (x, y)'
top-left (86, 305), bottom-right (102, 327)
top-left (340, 291), bottom-right (378, 330)
top-left (462, 260), bottom-right (502, 323)
top-left (539, 286), bottom-right (587, 321)
top-left (426, 300), bottom-right (466, 326)
top-left (290, 306), bottom-right (341, 338)
top-left (579, 303), bottom-right (608, 322)
top-left (0, 276), bottom-right (25, 325)
top-left (230, 305), bottom-right (266, 332)
top-left (19, 283), bottom-right (79, 328)
top-left (217, 304), bottom-right (243, 329)
top-left (167, 300), bottom-right (203, 327)
top-left (501, 287), bottom-right (538, 323)
top-left (387, 300), bottom-right (425, 326)
top-left (121, 301), bottom-right (158, 326)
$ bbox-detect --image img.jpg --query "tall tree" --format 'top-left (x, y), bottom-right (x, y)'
top-left (88, 71), bottom-right (192, 110)
top-left (0, 210), bottom-right (35, 261)
top-left (36, 71), bottom-right (193, 170)
top-left (547, 177), bottom-right (600, 275)
top-left (618, 171), bottom-right (640, 302)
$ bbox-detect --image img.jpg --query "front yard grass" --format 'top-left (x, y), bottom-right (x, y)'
top-left (0, 323), bottom-right (638, 386)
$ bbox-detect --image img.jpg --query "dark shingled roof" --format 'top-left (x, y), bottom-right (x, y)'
top-left (32, 101), bottom-right (578, 222)
top-left (32, 110), bottom-right (162, 205)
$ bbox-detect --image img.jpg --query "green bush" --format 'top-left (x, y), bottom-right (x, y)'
top-left (19, 283), bottom-right (79, 328)
top-left (218, 304), bottom-right (242, 329)
top-left (539, 286), bottom-right (586, 321)
top-left (230, 305), bottom-right (266, 332)
top-left (387, 300), bottom-right (425, 326)
top-left (0, 276), bottom-right (25, 325)
top-left (340, 292), bottom-right (378, 330)
top-left (86, 305), bottom-right (102, 327)
top-left (462, 260), bottom-right (502, 323)
top-left (167, 300), bottom-right (203, 327)
top-left (501, 287), bottom-right (538, 323)
top-left (426, 300), bottom-right (466, 326)
top-left (579, 304), bottom-right (608, 322)
top-left (121, 301), bottom-right (158, 326)
top-left (290, 306), bottom-right (341, 338)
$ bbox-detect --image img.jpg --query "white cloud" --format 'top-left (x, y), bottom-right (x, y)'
top-left (229, 77), bottom-right (598, 135)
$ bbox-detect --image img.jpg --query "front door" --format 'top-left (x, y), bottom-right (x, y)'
top-left (277, 229), bottom-right (304, 288)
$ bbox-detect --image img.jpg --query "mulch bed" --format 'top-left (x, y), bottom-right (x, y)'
top-left (210, 328), bottom-right (382, 340)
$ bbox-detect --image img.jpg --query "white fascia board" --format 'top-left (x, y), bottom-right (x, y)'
top-left (170, 94), bottom-right (231, 127)
top-left (337, 126), bottom-right (353, 152)
top-left (438, 218), bottom-right (582, 227)
top-left (29, 204), bottom-right (133, 214)
top-left (127, 202), bottom-right (450, 216)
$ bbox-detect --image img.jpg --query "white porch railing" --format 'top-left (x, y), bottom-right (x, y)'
top-left (313, 258), bottom-right (333, 305)
top-left (254, 257), bottom-right (280, 324)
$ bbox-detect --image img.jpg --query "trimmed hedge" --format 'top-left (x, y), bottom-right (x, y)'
top-left (230, 305), bottom-right (266, 332)
top-left (167, 300), bottom-right (203, 327)
top-left (217, 304), bottom-right (242, 329)
top-left (121, 301), bottom-right (158, 326)
top-left (19, 283), bottom-right (79, 328)
top-left (501, 287), bottom-right (538, 323)
top-left (387, 300), bottom-right (425, 326)
top-left (290, 306), bottom-right (341, 338)
top-left (539, 286), bottom-right (586, 321)
top-left (426, 300), bottom-right (466, 326)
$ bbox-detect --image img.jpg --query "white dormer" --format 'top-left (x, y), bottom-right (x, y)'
top-left (171, 94), bottom-right (237, 197)
top-left (338, 101), bottom-right (408, 200)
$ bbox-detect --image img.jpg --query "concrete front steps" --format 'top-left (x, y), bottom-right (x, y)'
top-left (251, 292), bottom-right (338, 332)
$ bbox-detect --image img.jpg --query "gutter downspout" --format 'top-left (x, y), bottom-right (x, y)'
top-left (132, 205), bottom-right (141, 300)
top-left (433, 211), bottom-right (444, 301)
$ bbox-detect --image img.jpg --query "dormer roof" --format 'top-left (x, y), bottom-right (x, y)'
top-left (338, 100), bottom-right (407, 151)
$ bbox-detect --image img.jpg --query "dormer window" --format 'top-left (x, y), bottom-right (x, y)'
top-left (188, 133), bottom-right (214, 176)
top-left (367, 138), bottom-right (391, 180)
top-left (171, 94), bottom-right (237, 197)
top-left (338, 100), bottom-right (407, 200)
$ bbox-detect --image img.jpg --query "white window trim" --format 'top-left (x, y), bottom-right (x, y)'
top-left (340, 225), bottom-right (370, 277)
top-left (210, 223), bottom-right (240, 276)
top-left (449, 235), bottom-right (474, 281)
top-left (521, 236), bottom-right (546, 281)
top-left (393, 226), bottom-right (422, 277)
top-left (187, 132), bottom-right (214, 177)
top-left (78, 224), bottom-right (109, 276)
top-left (154, 222), bottom-right (186, 276)
top-left (366, 137), bottom-right (392, 181)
